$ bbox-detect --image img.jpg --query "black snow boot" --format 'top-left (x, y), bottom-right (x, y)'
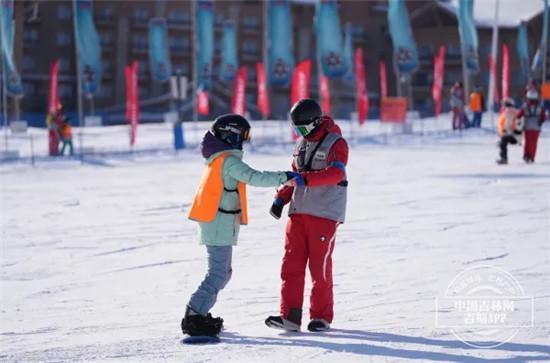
top-left (265, 308), bottom-right (302, 332)
top-left (496, 158), bottom-right (508, 165)
top-left (307, 319), bottom-right (330, 332)
top-left (181, 306), bottom-right (221, 337)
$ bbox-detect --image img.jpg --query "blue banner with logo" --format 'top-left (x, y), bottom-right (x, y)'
top-left (316, 0), bottom-right (346, 78)
top-left (148, 18), bottom-right (172, 82)
top-left (221, 20), bottom-right (237, 82)
top-left (268, 0), bottom-right (293, 86)
top-left (0, 0), bottom-right (23, 96)
top-left (531, 0), bottom-right (548, 73)
top-left (196, 0), bottom-right (213, 90)
top-left (517, 21), bottom-right (529, 81)
top-left (387, 0), bottom-right (418, 74)
top-left (74, 0), bottom-right (102, 95)
top-left (457, 0), bottom-right (479, 74)
top-left (342, 22), bottom-right (354, 82)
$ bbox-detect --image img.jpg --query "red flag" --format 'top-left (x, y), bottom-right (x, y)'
top-left (379, 60), bottom-right (387, 100)
top-left (48, 60), bottom-right (60, 113)
top-left (355, 48), bottom-right (369, 125)
top-left (231, 66), bottom-right (248, 116)
top-left (291, 60), bottom-right (312, 106)
top-left (319, 75), bottom-right (331, 114)
top-left (488, 55), bottom-right (499, 105)
top-left (125, 61), bottom-right (140, 146)
top-left (501, 44), bottom-right (509, 100)
top-left (431, 46), bottom-right (446, 117)
top-left (197, 90), bottom-right (209, 116)
top-left (256, 62), bottom-right (270, 118)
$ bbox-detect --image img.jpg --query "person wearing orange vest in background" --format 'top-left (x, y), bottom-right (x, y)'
top-left (181, 114), bottom-right (298, 339)
top-left (496, 97), bottom-right (522, 164)
top-left (59, 117), bottom-right (74, 156)
top-left (516, 89), bottom-right (547, 163)
top-left (469, 85), bottom-right (485, 128)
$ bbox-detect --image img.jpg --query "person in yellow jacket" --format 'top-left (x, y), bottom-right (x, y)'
top-left (469, 85), bottom-right (485, 128)
top-left (496, 98), bottom-right (521, 164)
top-left (181, 114), bottom-right (299, 339)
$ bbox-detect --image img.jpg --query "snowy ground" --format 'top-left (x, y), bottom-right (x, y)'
top-left (1, 117), bottom-right (549, 362)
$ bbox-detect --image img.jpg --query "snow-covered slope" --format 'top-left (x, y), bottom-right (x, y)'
top-left (1, 119), bottom-right (549, 362)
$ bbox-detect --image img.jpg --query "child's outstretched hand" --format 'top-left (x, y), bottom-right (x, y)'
top-left (269, 197), bottom-right (284, 219)
top-left (284, 172), bottom-right (306, 187)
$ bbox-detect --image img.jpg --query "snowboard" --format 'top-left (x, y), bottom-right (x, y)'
top-left (182, 335), bottom-right (221, 344)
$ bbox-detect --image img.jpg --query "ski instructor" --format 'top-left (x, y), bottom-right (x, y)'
top-left (265, 98), bottom-right (349, 332)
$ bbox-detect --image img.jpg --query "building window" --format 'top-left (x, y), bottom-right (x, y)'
top-left (168, 10), bottom-right (190, 24)
top-left (174, 63), bottom-right (189, 76)
top-left (138, 86), bottom-right (148, 98)
top-left (56, 32), bottom-right (72, 46)
top-left (242, 15), bottom-right (259, 30)
top-left (98, 85), bottom-right (113, 99)
top-left (134, 8), bottom-right (149, 23)
top-left (23, 82), bottom-right (36, 96)
top-left (418, 45), bottom-right (433, 60)
top-left (99, 32), bottom-right (114, 47)
top-left (241, 40), bottom-right (258, 55)
top-left (23, 29), bottom-right (38, 46)
top-left (97, 5), bottom-right (113, 21)
top-left (169, 36), bottom-right (190, 52)
top-left (138, 61), bottom-right (149, 78)
top-left (351, 24), bottom-right (365, 40)
top-left (132, 35), bottom-right (148, 51)
top-left (103, 59), bottom-right (112, 73)
top-left (59, 58), bottom-right (71, 73)
top-left (57, 5), bottom-right (71, 20)
top-left (446, 44), bottom-right (461, 59)
top-left (59, 84), bottom-right (73, 98)
top-left (22, 56), bottom-right (35, 71)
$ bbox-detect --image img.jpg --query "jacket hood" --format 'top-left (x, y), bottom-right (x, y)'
top-left (305, 115), bottom-right (342, 141)
top-left (201, 131), bottom-right (234, 159)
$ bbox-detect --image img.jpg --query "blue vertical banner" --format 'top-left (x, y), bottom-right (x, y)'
top-left (74, 0), bottom-right (102, 95)
top-left (0, 0), bottom-right (23, 96)
top-left (531, 0), bottom-right (548, 73)
top-left (316, 0), bottom-right (347, 78)
top-left (148, 18), bottom-right (172, 82)
top-left (220, 20), bottom-right (237, 82)
top-left (517, 21), bottom-right (530, 81)
top-left (342, 22), bottom-right (354, 82)
top-left (268, 0), bottom-right (293, 86)
top-left (196, 0), bottom-right (214, 90)
top-left (387, 0), bottom-right (418, 74)
top-left (457, 0), bottom-right (479, 74)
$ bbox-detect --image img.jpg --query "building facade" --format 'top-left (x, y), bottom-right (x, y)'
top-left (6, 0), bottom-right (549, 126)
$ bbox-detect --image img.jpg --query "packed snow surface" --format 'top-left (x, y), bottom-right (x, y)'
top-left (1, 117), bottom-right (549, 362)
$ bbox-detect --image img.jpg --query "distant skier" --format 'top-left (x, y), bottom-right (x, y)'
top-left (516, 89), bottom-right (547, 163)
top-left (496, 98), bottom-right (521, 165)
top-left (59, 117), bottom-right (74, 156)
top-left (468, 85), bottom-right (485, 128)
top-left (265, 99), bottom-right (348, 332)
top-left (182, 114), bottom-right (297, 339)
top-left (450, 81), bottom-right (467, 129)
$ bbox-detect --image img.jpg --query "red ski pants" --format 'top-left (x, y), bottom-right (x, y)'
top-left (280, 214), bottom-right (338, 324)
top-left (523, 130), bottom-right (540, 161)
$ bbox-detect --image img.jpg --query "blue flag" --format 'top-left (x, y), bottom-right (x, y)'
top-left (268, 0), bottom-right (294, 86)
top-left (221, 20), bottom-right (237, 82)
top-left (387, 0), bottom-right (418, 74)
top-left (342, 22), bottom-right (354, 83)
top-left (531, 0), bottom-right (548, 73)
top-left (457, 0), bottom-right (479, 74)
top-left (517, 21), bottom-right (529, 81)
top-left (196, 0), bottom-right (214, 90)
top-left (148, 18), bottom-right (172, 82)
top-left (316, 0), bottom-right (347, 78)
top-left (0, 0), bottom-right (23, 96)
top-left (74, 0), bottom-right (102, 95)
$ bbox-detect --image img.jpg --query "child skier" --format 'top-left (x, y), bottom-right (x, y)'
top-left (265, 99), bottom-right (348, 332)
top-left (496, 98), bottom-right (521, 165)
top-left (182, 113), bottom-right (297, 338)
top-left (516, 89), bottom-right (547, 163)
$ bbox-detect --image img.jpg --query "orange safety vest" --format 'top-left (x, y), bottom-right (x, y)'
top-left (188, 153), bottom-right (248, 225)
top-left (469, 92), bottom-right (482, 112)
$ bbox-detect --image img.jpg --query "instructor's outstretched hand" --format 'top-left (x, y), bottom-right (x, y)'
top-left (284, 172), bottom-right (306, 187)
top-left (269, 197), bottom-right (284, 220)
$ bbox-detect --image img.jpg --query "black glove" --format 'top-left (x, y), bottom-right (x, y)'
top-left (270, 197), bottom-right (284, 219)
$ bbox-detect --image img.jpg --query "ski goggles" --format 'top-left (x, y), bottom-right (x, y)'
top-left (293, 118), bottom-right (321, 137)
top-left (243, 129), bottom-right (251, 142)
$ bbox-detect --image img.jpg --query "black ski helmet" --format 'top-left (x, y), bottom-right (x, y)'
top-left (211, 113), bottom-right (251, 149)
top-left (290, 98), bottom-right (323, 137)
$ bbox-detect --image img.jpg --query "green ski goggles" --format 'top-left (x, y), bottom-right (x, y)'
top-left (293, 118), bottom-right (321, 137)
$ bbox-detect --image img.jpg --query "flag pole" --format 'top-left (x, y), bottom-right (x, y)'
top-left (487, 0), bottom-right (500, 131)
top-left (541, 0), bottom-right (548, 84)
top-left (1, 20), bottom-right (9, 153)
top-left (192, 0), bottom-right (198, 124)
top-left (72, 0), bottom-right (84, 159)
top-left (262, 0), bottom-right (269, 122)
